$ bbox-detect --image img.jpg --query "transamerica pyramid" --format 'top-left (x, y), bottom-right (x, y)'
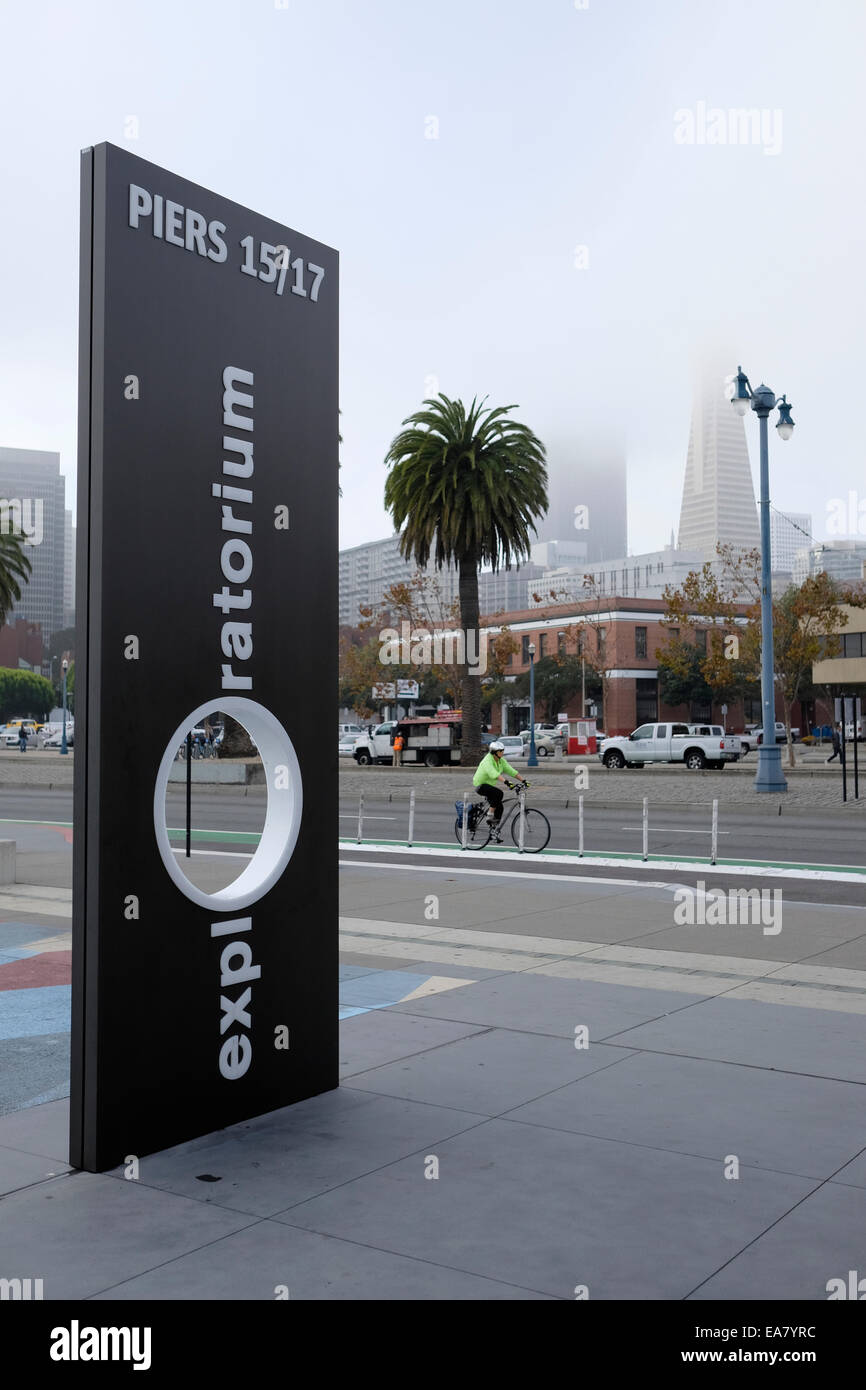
top-left (677, 365), bottom-right (760, 557)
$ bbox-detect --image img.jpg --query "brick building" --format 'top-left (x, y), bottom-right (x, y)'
top-left (0, 619), bottom-right (44, 672)
top-left (485, 596), bottom-right (801, 737)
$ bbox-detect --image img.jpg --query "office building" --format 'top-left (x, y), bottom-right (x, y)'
top-left (770, 510), bottom-right (812, 573)
top-left (792, 540), bottom-right (866, 586)
top-left (339, 533), bottom-right (543, 627)
top-left (677, 368), bottom-right (760, 559)
top-left (0, 447), bottom-right (66, 647)
top-left (63, 510), bottom-right (76, 629)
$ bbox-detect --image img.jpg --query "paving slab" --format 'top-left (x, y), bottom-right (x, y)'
top-left (389, 971), bottom-right (709, 1041)
top-left (795, 936), bottom-right (866, 971)
top-left (0, 1172), bottom-right (257, 1299)
top-left (90, 1219), bottom-right (552, 1300)
top-left (604, 995), bottom-right (866, 1083)
top-left (0, 1031), bottom-right (69, 1115)
top-left (109, 1088), bottom-right (487, 1218)
top-left (0, 1096), bottom-right (69, 1161)
top-left (275, 1116), bottom-right (815, 1300)
top-left (340, 1012), bottom-right (487, 1079)
top-left (831, 1149), bottom-right (866, 1190)
top-left (0, 1143), bottom-right (70, 1196)
top-left (507, 1051), bottom-right (866, 1179)
top-left (346, 1028), bottom-right (633, 1116)
top-left (631, 916), bottom-right (866, 962)
top-left (689, 1181), bottom-right (866, 1300)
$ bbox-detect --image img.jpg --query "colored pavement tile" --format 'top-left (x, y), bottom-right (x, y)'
top-left (0, 950), bottom-right (72, 991)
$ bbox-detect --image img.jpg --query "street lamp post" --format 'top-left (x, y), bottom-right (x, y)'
top-left (729, 366), bottom-right (795, 794)
top-left (61, 658), bottom-right (69, 756)
top-left (527, 642), bottom-right (538, 768)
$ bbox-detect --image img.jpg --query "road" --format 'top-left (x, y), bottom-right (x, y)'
top-left (1, 785), bottom-right (864, 907)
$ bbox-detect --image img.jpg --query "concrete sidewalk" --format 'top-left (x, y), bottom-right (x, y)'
top-left (2, 865), bottom-right (866, 1299)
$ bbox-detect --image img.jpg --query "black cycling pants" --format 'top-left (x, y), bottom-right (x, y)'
top-left (478, 784), bottom-right (504, 822)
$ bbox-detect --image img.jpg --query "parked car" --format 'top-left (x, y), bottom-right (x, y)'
top-left (518, 730), bottom-right (557, 757)
top-left (599, 722), bottom-right (740, 770)
top-left (339, 733), bottom-right (362, 756)
top-left (339, 723), bottom-right (364, 738)
top-left (352, 721), bottom-right (400, 766)
top-left (43, 728), bottom-right (74, 749)
top-left (497, 735), bottom-right (528, 762)
top-left (3, 720), bottom-right (40, 748)
top-left (742, 721), bottom-right (799, 752)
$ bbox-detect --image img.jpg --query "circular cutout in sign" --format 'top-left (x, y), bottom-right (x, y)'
top-left (153, 696), bottom-right (302, 911)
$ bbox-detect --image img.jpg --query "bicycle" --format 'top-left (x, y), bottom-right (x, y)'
top-left (453, 781), bottom-right (551, 853)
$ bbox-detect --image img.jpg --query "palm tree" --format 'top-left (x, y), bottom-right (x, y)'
top-left (0, 530), bottom-right (32, 625)
top-left (384, 395), bottom-right (547, 764)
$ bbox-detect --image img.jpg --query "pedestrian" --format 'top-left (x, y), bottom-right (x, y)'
top-left (827, 723), bottom-right (844, 762)
top-left (18, 726), bottom-right (27, 753)
top-left (392, 731), bottom-right (404, 767)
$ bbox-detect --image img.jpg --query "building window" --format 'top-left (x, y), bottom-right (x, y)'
top-left (635, 677), bottom-right (658, 724)
top-left (521, 635), bottom-right (530, 663)
top-left (843, 632), bottom-right (865, 658)
top-left (646, 565), bottom-right (652, 586)
top-left (597, 625), bottom-right (606, 657)
top-left (538, 632), bottom-right (547, 657)
top-left (669, 626), bottom-right (679, 641)
top-left (558, 631), bottom-right (567, 656)
top-left (695, 629), bottom-right (707, 653)
top-left (635, 626), bottom-right (647, 659)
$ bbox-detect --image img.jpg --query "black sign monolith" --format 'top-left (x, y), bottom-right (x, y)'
top-left (71, 143), bottom-right (338, 1171)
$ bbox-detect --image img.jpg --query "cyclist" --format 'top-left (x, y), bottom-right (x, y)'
top-left (473, 740), bottom-right (528, 840)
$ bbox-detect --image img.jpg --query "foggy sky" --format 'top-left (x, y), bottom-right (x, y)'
top-left (1, 0), bottom-right (863, 557)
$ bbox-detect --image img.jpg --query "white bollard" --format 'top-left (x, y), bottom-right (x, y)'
top-left (518, 787), bottom-right (526, 852)
top-left (357, 792), bottom-right (364, 844)
top-left (578, 794), bottom-right (584, 857)
top-left (711, 798), bottom-right (718, 866)
top-left (408, 787), bottom-right (416, 847)
top-left (642, 796), bottom-right (648, 862)
top-left (461, 788), bottom-right (470, 850)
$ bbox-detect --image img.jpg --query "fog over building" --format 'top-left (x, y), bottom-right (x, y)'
top-left (535, 439), bottom-right (627, 561)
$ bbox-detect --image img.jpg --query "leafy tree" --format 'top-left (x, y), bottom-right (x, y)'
top-left (510, 653), bottom-right (591, 722)
top-left (0, 668), bottom-right (56, 721)
top-left (0, 531), bottom-right (32, 627)
top-left (658, 544), bottom-right (865, 765)
top-left (384, 395), bottom-right (546, 764)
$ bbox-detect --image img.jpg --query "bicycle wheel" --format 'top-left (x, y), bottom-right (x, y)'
top-left (510, 806), bottom-right (551, 853)
top-left (453, 812), bottom-right (492, 849)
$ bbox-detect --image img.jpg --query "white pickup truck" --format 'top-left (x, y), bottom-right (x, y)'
top-left (599, 721), bottom-right (741, 771)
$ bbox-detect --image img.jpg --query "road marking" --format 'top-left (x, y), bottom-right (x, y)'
top-left (339, 840), bottom-right (866, 883)
top-left (338, 814), bottom-right (396, 821)
top-left (170, 848), bottom-right (253, 859)
top-left (619, 826), bottom-right (730, 834)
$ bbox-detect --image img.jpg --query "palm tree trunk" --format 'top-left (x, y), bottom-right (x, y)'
top-left (458, 551), bottom-right (483, 766)
top-left (218, 713), bottom-right (255, 758)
